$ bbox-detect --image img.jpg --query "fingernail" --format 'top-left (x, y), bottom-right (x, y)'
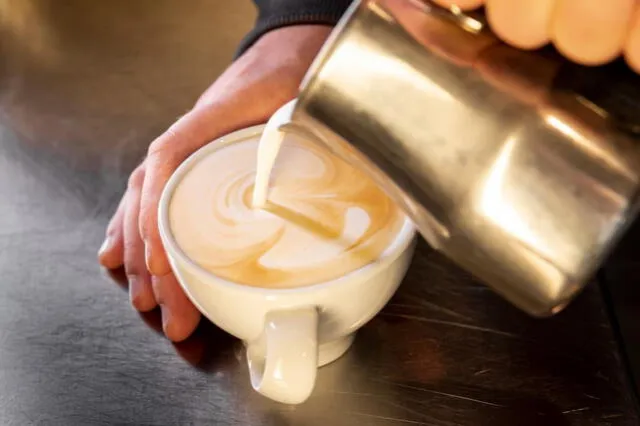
top-left (98, 237), bottom-right (113, 256)
top-left (151, 275), bottom-right (163, 304)
top-left (128, 275), bottom-right (143, 309)
top-left (160, 305), bottom-right (173, 337)
top-left (145, 243), bottom-right (152, 271)
top-left (130, 275), bottom-right (158, 312)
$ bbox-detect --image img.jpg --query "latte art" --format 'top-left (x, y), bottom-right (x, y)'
top-left (169, 134), bottom-right (404, 288)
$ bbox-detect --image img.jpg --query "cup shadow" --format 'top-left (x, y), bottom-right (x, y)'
top-left (102, 266), bottom-right (238, 372)
top-left (103, 266), bottom-right (128, 291)
top-left (172, 318), bottom-right (239, 372)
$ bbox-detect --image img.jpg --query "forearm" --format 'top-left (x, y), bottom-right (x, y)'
top-left (238, 0), bottom-right (352, 54)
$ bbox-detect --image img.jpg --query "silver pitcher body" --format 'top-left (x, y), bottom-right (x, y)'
top-left (285, 0), bottom-right (640, 316)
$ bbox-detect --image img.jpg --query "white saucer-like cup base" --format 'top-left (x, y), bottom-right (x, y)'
top-left (318, 334), bottom-right (355, 367)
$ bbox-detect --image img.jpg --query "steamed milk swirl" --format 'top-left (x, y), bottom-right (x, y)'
top-left (169, 134), bottom-right (404, 289)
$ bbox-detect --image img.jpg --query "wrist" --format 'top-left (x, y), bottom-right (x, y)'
top-left (251, 25), bottom-right (333, 69)
top-left (195, 25), bottom-right (332, 122)
top-left (235, 25), bottom-right (332, 101)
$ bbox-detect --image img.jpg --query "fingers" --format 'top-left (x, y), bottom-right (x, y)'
top-left (151, 274), bottom-right (201, 342)
top-left (551, 0), bottom-right (636, 66)
top-left (431, 0), bottom-right (485, 11)
top-left (486, 0), bottom-right (554, 50)
top-left (434, 0), bottom-right (640, 70)
top-left (139, 106), bottom-right (239, 277)
top-left (625, 7), bottom-right (640, 73)
top-left (101, 163), bottom-right (198, 341)
top-left (98, 194), bottom-right (126, 269)
top-left (139, 113), bottom-right (206, 277)
top-left (124, 166), bottom-right (158, 313)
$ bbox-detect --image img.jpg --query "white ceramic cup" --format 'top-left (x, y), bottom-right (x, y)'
top-left (158, 125), bottom-right (416, 404)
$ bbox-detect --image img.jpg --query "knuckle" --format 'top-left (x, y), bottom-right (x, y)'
top-left (138, 202), bottom-right (155, 226)
top-left (147, 119), bottom-right (191, 168)
top-left (105, 219), bottom-right (121, 238)
top-left (122, 237), bottom-right (144, 274)
top-left (127, 167), bottom-right (145, 190)
top-left (147, 137), bottom-right (168, 158)
top-left (138, 209), bottom-right (154, 239)
top-left (122, 244), bottom-right (139, 267)
top-left (147, 123), bottom-right (182, 158)
top-left (124, 262), bottom-right (139, 277)
top-left (151, 276), bottom-right (163, 302)
top-left (146, 142), bottom-right (180, 177)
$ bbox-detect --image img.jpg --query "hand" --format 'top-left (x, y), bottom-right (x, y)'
top-left (432, 0), bottom-right (640, 72)
top-left (98, 25), bottom-right (333, 341)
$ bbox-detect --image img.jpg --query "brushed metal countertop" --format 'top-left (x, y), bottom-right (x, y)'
top-left (0, 1), bottom-right (637, 425)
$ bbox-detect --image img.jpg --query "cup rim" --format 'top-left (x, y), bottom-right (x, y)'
top-left (158, 124), bottom-right (416, 295)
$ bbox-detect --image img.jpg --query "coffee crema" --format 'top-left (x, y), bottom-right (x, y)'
top-left (169, 133), bottom-right (404, 289)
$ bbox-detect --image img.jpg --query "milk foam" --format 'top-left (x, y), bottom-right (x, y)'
top-left (169, 133), bottom-right (404, 289)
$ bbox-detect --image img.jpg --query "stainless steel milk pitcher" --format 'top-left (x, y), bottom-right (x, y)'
top-left (285, 0), bottom-right (640, 316)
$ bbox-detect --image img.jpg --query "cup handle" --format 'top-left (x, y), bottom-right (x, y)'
top-left (246, 307), bottom-right (319, 404)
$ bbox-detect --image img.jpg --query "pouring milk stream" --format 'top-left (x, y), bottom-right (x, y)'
top-left (251, 101), bottom-right (297, 208)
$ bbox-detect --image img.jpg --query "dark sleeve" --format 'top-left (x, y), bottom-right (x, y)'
top-left (236, 0), bottom-right (353, 55)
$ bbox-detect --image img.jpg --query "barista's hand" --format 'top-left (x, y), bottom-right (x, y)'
top-left (433, 0), bottom-right (640, 72)
top-left (97, 25), bottom-right (332, 342)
